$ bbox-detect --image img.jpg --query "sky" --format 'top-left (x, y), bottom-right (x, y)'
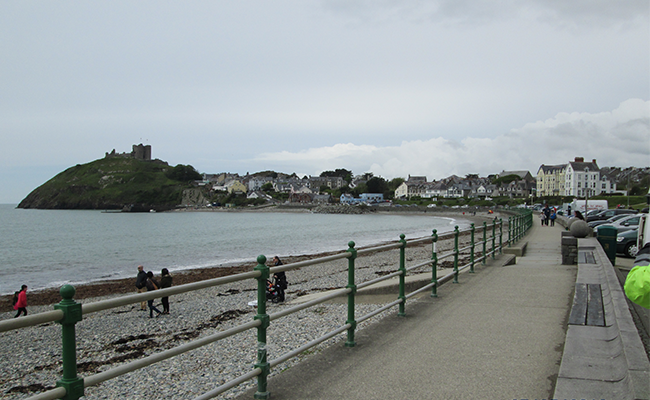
top-left (1, 0), bottom-right (649, 204)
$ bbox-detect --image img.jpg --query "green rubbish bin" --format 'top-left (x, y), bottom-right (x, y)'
top-left (597, 225), bottom-right (617, 265)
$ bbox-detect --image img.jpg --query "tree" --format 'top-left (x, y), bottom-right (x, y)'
top-left (165, 164), bottom-right (202, 182)
top-left (366, 176), bottom-right (388, 194)
top-left (261, 182), bottom-right (274, 192)
top-left (320, 169), bottom-right (353, 183)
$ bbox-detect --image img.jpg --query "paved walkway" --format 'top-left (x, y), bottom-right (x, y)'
top-left (236, 221), bottom-right (576, 400)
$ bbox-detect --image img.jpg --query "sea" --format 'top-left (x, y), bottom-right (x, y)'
top-left (0, 204), bottom-right (471, 295)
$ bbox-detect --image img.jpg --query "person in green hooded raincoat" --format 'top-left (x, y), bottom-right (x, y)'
top-left (624, 243), bottom-right (650, 309)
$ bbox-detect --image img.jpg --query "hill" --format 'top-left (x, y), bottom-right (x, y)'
top-left (17, 158), bottom-right (201, 211)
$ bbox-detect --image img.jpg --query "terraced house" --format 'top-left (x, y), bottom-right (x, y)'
top-left (536, 157), bottom-right (617, 197)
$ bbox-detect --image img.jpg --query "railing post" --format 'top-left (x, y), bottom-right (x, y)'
top-left (54, 284), bottom-right (84, 400)
top-left (499, 218), bottom-right (503, 254)
top-left (469, 223), bottom-right (475, 273)
top-left (431, 229), bottom-right (438, 298)
top-left (482, 221), bottom-right (487, 265)
top-left (398, 234), bottom-right (407, 316)
top-left (508, 216), bottom-right (512, 247)
top-left (453, 226), bottom-right (459, 283)
top-left (345, 241), bottom-right (357, 347)
top-left (492, 217), bottom-right (496, 259)
top-left (253, 255), bottom-right (271, 400)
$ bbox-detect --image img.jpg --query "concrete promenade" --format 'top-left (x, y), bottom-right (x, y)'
top-left (236, 220), bottom-right (577, 400)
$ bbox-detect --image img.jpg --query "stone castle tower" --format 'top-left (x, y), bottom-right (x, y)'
top-left (105, 143), bottom-right (151, 160)
top-left (132, 144), bottom-right (152, 160)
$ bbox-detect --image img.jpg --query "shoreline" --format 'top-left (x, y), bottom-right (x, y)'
top-left (1, 210), bottom-right (499, 309)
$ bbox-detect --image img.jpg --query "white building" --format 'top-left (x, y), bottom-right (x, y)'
top-left (563, 157), bottom-right (616, 197)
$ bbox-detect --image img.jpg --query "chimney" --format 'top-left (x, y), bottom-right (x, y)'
top-left (575, 157), bottom-right (584, 162)
top-left (592, 159), bottom-right (596, 163)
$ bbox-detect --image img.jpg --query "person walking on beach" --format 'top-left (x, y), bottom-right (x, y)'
top-left (135, 265), bottom-right (147, 311)
top-left (13, 285), bottom-right (27, 318)
top-left (272, 256), bottom-right (287, 302)
top-left (145, 271), bottom-right (162, 318)
top-left (160, 268), bottom-right (172, 314)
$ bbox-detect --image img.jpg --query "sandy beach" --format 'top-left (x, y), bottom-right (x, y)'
top-left (0, 210), bottom-right (505, 399)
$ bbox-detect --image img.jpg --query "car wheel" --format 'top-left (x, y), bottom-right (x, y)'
top-left (625, 242), bottom-right (639, 258)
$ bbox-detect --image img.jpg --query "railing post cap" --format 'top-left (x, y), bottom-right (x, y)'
top-left (256, 255), bottom-right (267, 265)
top-left (348, 241), bottom-right (355, 249)
top-left (60, 284), bottom-right (75, 301)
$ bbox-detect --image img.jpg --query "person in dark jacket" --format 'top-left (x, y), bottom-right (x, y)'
top-left (145, 271), bottom-right (162, 318)
top-left (160, 268), bottom-right (172, 314)
top-left (13, 285), bottom-right (27, 318)
top-left (272, 256), bottom-right (287, 302)
top-left (135, 265), bottom-right (148, 311)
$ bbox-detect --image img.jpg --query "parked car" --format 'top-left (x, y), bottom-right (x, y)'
top-left (616, 229), bottom-right (639, 258)
top-left (588, 213), bottom-right (631, 229)
top-left (586, 208), bottom-right (637, 223)
top-left (595, 214), bottom-right (642, 234)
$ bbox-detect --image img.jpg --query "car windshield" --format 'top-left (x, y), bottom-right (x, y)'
top-left (616, 215), bottom-right (641, 225)
top-left (607, 214), bottom-right (630, 223)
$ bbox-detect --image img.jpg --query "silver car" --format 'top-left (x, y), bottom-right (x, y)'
top-left (594, 214), bottom-right (642, 234)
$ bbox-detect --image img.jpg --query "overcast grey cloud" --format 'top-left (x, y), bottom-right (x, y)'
top-left (1, 1), bottom-right (648, 203)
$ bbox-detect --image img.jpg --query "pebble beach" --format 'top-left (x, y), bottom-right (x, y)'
top-left (0, 212), bottom-right (502, 400)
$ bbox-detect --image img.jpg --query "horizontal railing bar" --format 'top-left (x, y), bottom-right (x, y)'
top-left (269, 252), bottom-right (352, 274)
top-left (25, 387), bottom-right (67, 400)
top-left (357, 299), bottom-right (403, 324)
top-left (408, 236), bottom-right (433, 246)
top-left (405, 259), bottom-right (434, 272)
top-left (269, 288), bottom-right (350, 321)
top-left (437, 251), bottom-right (456, 261)
top-left (356, 270), bottom-right (403, 290)
top-left (83, 319), bottom-right (261, 387)
top-left (270, 324), bottom-right (351, 367)
top-left (0, 310), bottom-right (64, 333)
top-left (405, 282), bottom-right (436, 299)
top-left (193, 368), bottom-right (262, 400)
top-left (356, 242), bottom-right (402, 256)
top-left (458, 244), bottom-right (474, 253)
top-left (26, 386), bottom-right (67, 400)
top-left (82, 271), bottom-right (261, 315)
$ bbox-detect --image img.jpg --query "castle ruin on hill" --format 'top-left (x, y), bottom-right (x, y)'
top-left (105, 143), bottom-right (152, 161)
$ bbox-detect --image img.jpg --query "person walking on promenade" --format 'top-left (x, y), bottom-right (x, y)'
top-left (543, 205), bottom-right (551, 226)
top-left (145, 271), bottom-right (162, 318)
top-left (550, 209), bottom-right (557, 226)
top-left (13, 285), bottom-right (28, 318)
top-left (160, 268), bottom-right (172, 314)
top-left (135, 265), bottom-right (147, 311)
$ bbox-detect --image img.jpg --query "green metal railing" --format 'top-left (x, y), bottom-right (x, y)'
top-left (1, 213), bottom-right (532, 400)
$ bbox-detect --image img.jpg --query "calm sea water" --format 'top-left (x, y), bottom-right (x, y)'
top-left (0, 204), bottom-right (470, 295)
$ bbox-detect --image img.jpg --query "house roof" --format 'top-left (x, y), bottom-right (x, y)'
top-left (537, 164), bottom-right (567, 174)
